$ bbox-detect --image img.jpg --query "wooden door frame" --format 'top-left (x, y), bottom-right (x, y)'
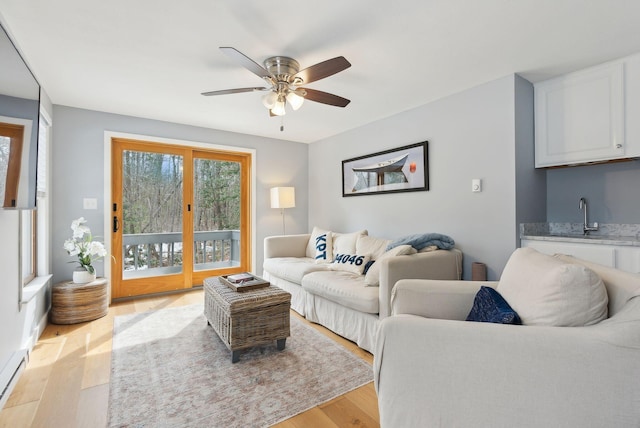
top-left (104, 131), bottom-right (256, 301)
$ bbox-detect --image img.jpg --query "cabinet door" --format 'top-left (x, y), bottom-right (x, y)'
top-left (535, 62), bottom-right (625, 167)
top-left (615, 247), bottom-right (640, 274)
top-left (521, 240), bottom-right (616, 267)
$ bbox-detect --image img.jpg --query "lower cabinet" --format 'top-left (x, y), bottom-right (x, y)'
top-left (521, 239), bottom-right (640, 274)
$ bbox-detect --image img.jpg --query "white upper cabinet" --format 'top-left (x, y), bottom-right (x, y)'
top-left (534, 53), bottom-right (640, 168)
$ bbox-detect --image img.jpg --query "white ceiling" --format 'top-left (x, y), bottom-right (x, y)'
top-left (1, 0), bottom-right (640, 144)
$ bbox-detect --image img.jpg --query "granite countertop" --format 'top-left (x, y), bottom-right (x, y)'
top-left (520, 223), bottom-right (640, 247)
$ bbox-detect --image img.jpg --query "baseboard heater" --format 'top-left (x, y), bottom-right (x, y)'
top-left (0, 350), bottom-right (27, 410)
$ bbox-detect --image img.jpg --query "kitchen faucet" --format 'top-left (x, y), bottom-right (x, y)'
top-left (579, 197), bottom-right (599, 235)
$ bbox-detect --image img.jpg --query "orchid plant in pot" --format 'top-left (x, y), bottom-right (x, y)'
top-left (64, 217), bottom-right (107, 284)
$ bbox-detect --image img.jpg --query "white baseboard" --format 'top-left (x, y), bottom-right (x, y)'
top-left (1, 308), bottom-right (49, 410)
top-left (0, 350), bottom-right (27, 410)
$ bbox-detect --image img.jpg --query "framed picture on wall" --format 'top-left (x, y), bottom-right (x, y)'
top-left (342, 141), bottom-right (429, 197)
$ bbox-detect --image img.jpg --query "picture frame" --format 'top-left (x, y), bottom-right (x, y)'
top-left (342, 141), bottom-right (429, 197)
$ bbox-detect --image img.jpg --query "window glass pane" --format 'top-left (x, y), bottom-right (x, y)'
top-left (21, 209), bottom-right (35, 284)
top-left (37, 117), bottom-right (47, 196)
top-left (0, 136), bottom-right (8, 203)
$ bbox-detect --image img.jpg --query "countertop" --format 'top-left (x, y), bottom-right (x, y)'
top-left (521, 233), bottom-right (640, 246)
top-left (520, 223), bottom-right (640, 247)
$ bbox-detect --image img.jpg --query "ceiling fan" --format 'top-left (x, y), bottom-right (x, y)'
top-left (201, 47), bottom-right (351, 119)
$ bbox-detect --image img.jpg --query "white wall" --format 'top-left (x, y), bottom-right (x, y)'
top-left (309, 74), bottom-right (543, 280)
top-left (0, 210), bottom-right (25, 394)
top-left (0, 210), bottom-right (49, 403)
top-left (52, 105), bottom-right (309, 285)
top-left (0, 89), bottom-right (53, 407)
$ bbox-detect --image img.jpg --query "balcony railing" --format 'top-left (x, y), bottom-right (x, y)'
top-left (122, 230), bottom-right (240, 279)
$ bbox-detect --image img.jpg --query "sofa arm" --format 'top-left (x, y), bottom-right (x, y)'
top-left (374, 315), bottom-right (640, 427)
top-left (263, 234), bottom-right (310, 259)
top-left (391, 279), bottom-right (497, 320)
top-left (378, 249), bottom-right (463, 319)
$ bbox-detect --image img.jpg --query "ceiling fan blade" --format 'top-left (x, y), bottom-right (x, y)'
top-left (201, 87), bottom-right (267, 96)
top-left (219, 47), bottom-right (271, 79)
top-left (301, 88), bottom-right (351, 107)
top-left (294, 56), bottom-right (351, 85)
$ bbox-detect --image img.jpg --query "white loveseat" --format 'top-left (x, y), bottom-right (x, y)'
top-left (262, 229), bottom-right (462, 353)
top-left (374, 248), bottom-right (640, 427)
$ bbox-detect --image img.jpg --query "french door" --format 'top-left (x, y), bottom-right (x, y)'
top-left (111, 138), bottom-right (251, 299)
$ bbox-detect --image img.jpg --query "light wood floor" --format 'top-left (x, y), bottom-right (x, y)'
top-left (0, 289), bottom-right (380, 428)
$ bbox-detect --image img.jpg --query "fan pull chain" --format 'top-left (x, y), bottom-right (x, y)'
top-left (280, 116), bottom-right (284, 132)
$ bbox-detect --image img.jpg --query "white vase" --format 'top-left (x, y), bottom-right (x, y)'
top-left (73, 268), bottom-right (97, 284)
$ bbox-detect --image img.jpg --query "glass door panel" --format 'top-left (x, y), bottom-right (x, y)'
top-left (122, 149), bottom-right (184, 279)
top-left (193, 157), bottom-right (241, 272)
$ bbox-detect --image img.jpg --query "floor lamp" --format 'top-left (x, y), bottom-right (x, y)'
top-left (270, 187), bottom-right (295, 235)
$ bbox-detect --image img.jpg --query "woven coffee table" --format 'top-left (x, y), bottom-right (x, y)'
top-left (204, 276), bottom-right (291, 363)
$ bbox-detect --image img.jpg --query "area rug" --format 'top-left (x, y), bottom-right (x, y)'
top-left (108, 304), bottom-right (373, 427)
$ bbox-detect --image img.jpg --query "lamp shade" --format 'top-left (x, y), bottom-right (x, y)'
top-left (271, 99), bottom-right (286, 116)
top-left (270, 187), bottom-right (295, 209)
top-left (262, 91), bottom-right (278, 109)
top-left (286, 91), bottom-right (305, 110)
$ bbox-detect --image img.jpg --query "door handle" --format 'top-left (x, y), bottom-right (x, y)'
top-left (113, 216), bottom-right (119, 233)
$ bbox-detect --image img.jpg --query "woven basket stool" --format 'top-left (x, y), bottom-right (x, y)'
top-left (204, 276), bottom-right (291, 363)
top-left (50, 278), bottom-right (109, 324)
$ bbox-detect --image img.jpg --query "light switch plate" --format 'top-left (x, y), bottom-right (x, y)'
top-left (83, 198), bottom-right (98, 210)
top-left (472, 179), bottom-right (482, 193)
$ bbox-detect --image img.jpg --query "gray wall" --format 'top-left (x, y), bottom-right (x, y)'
top-left (52, 105), bottom-right (309, 285)
top-left (308, 74), bottom-right (542, 280)
top-left (546, 159), bottom-right (640, 223)
top-left (514, 74), bottom-right (547, 241)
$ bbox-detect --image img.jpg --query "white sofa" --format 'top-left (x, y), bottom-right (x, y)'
top-left (262, 229), bottom-right (463, 353)
top-left (374, 248), bottom-right (640, 427)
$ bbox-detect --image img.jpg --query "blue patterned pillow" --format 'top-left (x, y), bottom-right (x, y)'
top-left (466, 286), bottom-right (522, 325)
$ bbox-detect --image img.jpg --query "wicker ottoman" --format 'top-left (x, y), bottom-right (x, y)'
top-left (204, 276), bottom-right (291, 363)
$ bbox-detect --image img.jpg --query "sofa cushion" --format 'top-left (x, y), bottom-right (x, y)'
top-left (302, 271), bottom-right (380, 314)
top-left (305, 226), bottom-right (333, 260)
top-left (466, 286), bottom-right (522, 324)
top-left (356, 235), bottom-right (392, 260)
top-left (330, 253), bottom-right (372, 275)
top-left (497, 248), bottom-right (608, 326)
top-left (333, 230), bottom-right (368, 256)
top-left (364, 245), bottom-right (417, 286)
top-left (263, 257), bottom-right (330, 285)
top-left (553, 253), bottom-right (640, 316)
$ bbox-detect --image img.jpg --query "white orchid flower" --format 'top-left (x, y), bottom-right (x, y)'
top-left (65, 217), bottom-right (108, 272)
top-left (88, 241), bottom-right (107, 257)
top-left (70, 217), bottom-right (91, 238)
top-left (63, 238), bottom-right (80, 256)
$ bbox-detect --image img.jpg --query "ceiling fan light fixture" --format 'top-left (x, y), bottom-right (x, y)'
top-left (286, 91), bottom-right (304, 110)
top-left (272, 99), bottom-right (286, 116)
top-left (262, 91), bottom-right (278, 109)
top-left (204, 48), bottom-right (352, 126)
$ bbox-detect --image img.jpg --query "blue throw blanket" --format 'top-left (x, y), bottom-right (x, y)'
top-left (386, 233), bottom-right (455, 251)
